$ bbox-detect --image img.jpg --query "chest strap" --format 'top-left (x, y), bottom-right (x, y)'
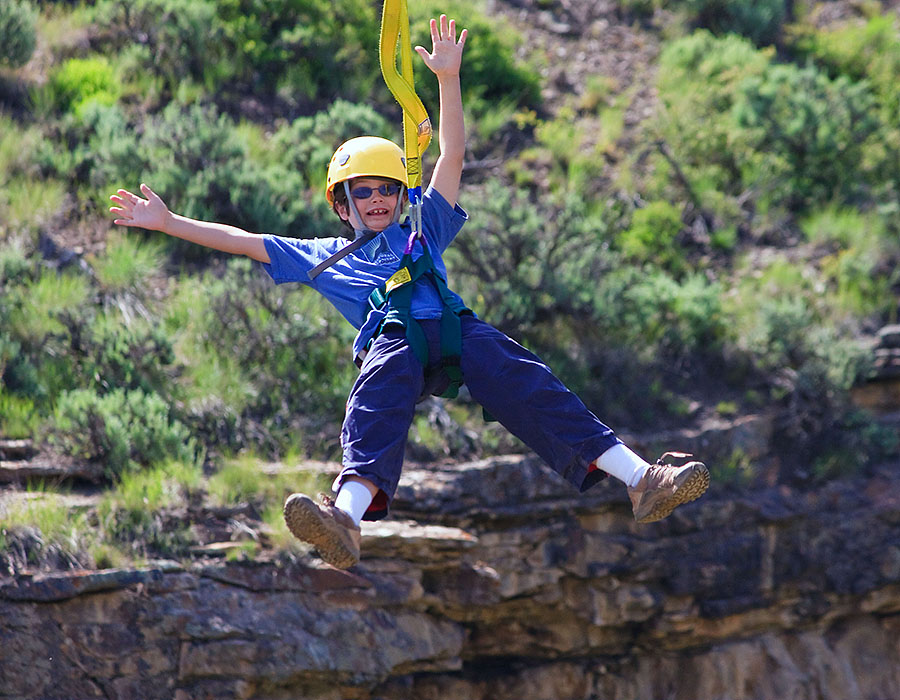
top-left (366, 242), bottom-right (470, 399)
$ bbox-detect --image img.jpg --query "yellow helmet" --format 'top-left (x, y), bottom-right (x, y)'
top-left (325, 137), bottom-right (408, 205)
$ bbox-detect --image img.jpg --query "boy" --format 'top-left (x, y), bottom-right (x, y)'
top-left (110, 15), bottom-right (709, 570)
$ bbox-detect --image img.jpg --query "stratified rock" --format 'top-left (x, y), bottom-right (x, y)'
top-left (1, 458), bottom-right (899, 700)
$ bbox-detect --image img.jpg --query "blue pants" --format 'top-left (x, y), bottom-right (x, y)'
top-left (338, 315), bottom-right (621, 520)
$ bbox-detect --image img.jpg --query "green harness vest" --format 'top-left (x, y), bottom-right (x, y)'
top-left (366, 242), bottom-right (472, 399)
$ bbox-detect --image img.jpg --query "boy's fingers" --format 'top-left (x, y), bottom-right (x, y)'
top-left (141, 183), bottom-right (164, 204)
top-left (458, 28), bottom-right (467, 48)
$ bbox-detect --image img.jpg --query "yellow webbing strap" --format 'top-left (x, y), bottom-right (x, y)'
top-left (379, 0), bottom-right (432, 208)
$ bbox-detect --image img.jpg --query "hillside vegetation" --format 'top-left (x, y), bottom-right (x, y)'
top-left (1, 0), bottom-right (899, 571)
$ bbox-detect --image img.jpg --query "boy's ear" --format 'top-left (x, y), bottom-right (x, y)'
top-left (335, 202), bottom-right (350, 221)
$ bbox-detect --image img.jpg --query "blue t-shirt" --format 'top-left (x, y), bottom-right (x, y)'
top-left (262, 187), bottom-right (470, 360)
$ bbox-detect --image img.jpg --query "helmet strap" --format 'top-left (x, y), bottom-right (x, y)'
top-left (392, 184), bottom-right (407, 224)
top-left (343, 180), bottom-right (371, 239)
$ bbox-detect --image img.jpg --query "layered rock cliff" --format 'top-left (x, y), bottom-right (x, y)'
top-left (2, 454), bottom-right (899, 700)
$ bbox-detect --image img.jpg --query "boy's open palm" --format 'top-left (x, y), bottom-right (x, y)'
top-left (109, 184), bottom-right (170, 232)
top-left (415, 14), bottom-right (467, 77)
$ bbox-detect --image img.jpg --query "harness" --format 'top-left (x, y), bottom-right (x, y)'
top-left (314, 0), bottom-right (471, 399)
top-left (362, 234), bottom-right (472, 399)
top-left (357, 0), bottom-right (469, 399)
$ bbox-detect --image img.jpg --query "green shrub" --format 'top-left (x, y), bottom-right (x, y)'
top-left (96, 460), bottom-right (201, 556)
top-left (0, 388), bottom-right (38, 438)
top-left (143, 102), bottom-right (338, 238)
top-left (206, 454), bottom-right (331, 508)
top-left (161, 275), bottom-right (256, 445)
top-left (0, 490), bottom-right (96, 571)
top-left (801, 205), bottom-right (880, 248)
top-left (41, 96), bottom-right (407, 243)
top-left (1, 265), bottom-right (92, 410)
top-left (594, 265), bottom-right (725, 362)
top-left (618, 200), bottom-right (686, 272)
top-left (91, 0), bottom-right (224, 92)
top-left (93, 0), bottom-right (380, 105)
top-left (820, 246), bottom-right (896, 318)
top-left (726, 254), bottom-right (873, 391)
top-left (811, 410), bottom-right (899, 481)
top-left (789, 14), bottom-right (900, 123)
top-left (409, 0), bottom-right (541, 119)
top-left (0, 243), bottom-right (182, 426)
top-left (800, 206), bottom-right (898, 319)
top-left (0, 0), bottom-right (37, 68)
top-left (192, 257), bottom-right (357, 454)
top-left (35, 102), bottom-right (141, 200)
top-left (217, 0), bottom-right (381, 103)
top-left (56, 101), bottom-right (321, 242)
top-left (448, 180), bottom-right (614, 339)
top-left (0, 113), bottom-right (40, 183)
top-left (655, 31), bottom-right (771, 198)
top-left (47, 56), bottom-right (121, 116)
top-left (681, 0), bottom-right (785, 46)
top-left (51, 388), bottom-right (198, 479)
top-left (534, 106), bottom-right (606, 191)
top-left (85, 314), bottom-right (176, 396)
top-left (5, 268), bottom-right (91, 346)
top-left (727, 258), bottom-right (816, 371)
top-left (0, 177), bottom-right (67, 235)
top-left (158, 257), bottom-right (358, 458)
top-left (90, 231), bottom-right (165, 298)
top-left (0, 235), bottom-right (30, 283)
top-left (733, 63), bottom-right (882, 211)
top-left (656, 31), bottom-right (889, 217)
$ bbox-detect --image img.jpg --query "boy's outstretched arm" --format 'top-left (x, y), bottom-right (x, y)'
top-left (416, 14), bottom-right (467, 208)
top-left (109, 184), bottom-right (270, 263)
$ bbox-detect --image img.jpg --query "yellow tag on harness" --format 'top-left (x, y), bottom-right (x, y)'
top-left (385, 267), bottom-right (412, 293)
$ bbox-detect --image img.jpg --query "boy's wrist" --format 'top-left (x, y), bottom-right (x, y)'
top-left (160, 210), bottom-right (176, 234)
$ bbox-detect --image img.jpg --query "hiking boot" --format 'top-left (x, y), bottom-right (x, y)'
top-left (628, 452), bottom-right (710, 523)
top-left (283, 492), bottom-right (361, 569)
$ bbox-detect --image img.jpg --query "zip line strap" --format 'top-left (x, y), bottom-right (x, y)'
top-left (307, 230), bottom-right (378, 281)
top-left (379, 0), bottom-right (432, 194)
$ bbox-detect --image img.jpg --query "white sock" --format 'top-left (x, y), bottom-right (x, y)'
top-left (596, 444), bottom-right (650, 488)
top-left (334, 479), bottom-right (374, 526)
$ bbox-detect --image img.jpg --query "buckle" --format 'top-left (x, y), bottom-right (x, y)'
top-left (368, 287), bottom-right (387, 310)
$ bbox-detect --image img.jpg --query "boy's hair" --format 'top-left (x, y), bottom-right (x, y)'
top-left (331, 184), bottom-right (355, 236)
top-left (332, 177), bottom-right (405, 237)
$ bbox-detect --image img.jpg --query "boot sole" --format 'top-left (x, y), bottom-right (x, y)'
top-left (283, 494), bottom-right (359, 569)
top-left (636, 462), bottom-right (710, 523)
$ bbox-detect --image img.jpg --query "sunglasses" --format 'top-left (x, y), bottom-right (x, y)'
top-left (350, 183), bottom-right (402, 199)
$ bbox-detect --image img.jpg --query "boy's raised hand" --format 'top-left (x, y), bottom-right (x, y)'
top-left (415, 14), bottom-right (467, 78)
top-left (109, 184), bottom-right (170, 232)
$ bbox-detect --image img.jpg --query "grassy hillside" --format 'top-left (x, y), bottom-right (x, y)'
top-left (1, 0), bottom-right (899, 571)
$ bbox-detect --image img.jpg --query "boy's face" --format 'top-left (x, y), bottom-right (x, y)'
top-left (336, 177), bottom-right (403, 232)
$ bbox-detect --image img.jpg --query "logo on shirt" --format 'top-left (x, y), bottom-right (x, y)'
top-left (360, 236), bottom-right (399, 267)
